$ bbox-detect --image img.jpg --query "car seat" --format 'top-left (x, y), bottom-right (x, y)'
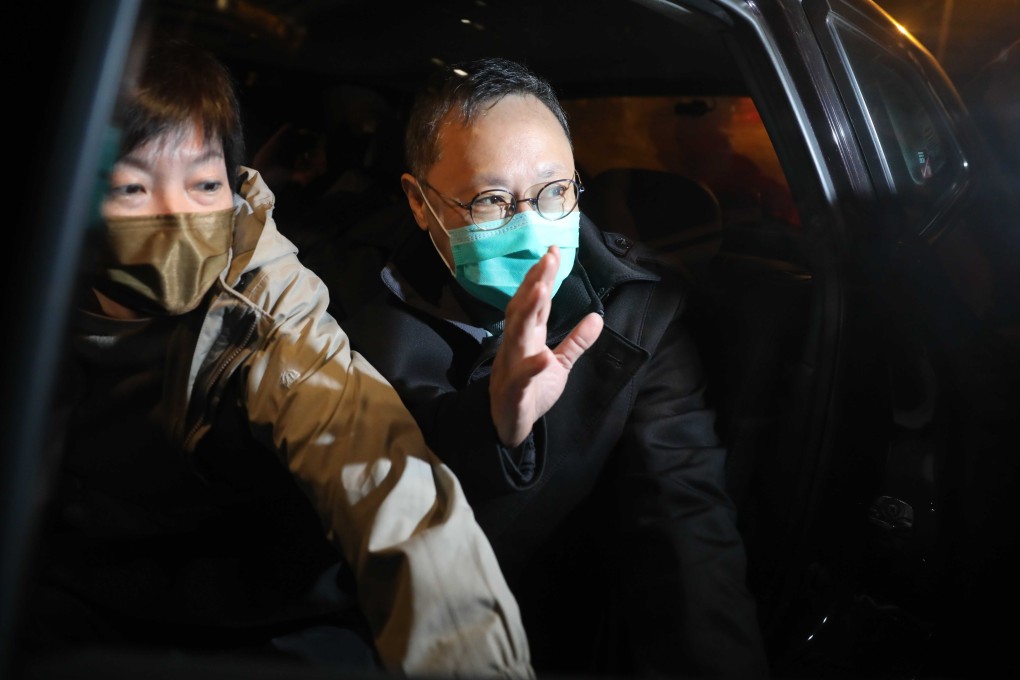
top-left (581, 167), bottom-right (724, 283)
top-left (582, 165), bottom-right (815, 577)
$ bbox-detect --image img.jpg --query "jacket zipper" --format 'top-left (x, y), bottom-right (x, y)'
top-left (182, 314), bottom-right (260, 452)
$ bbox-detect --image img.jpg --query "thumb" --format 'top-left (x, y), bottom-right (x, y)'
top-left (553, 313), bottom-right (604, 370)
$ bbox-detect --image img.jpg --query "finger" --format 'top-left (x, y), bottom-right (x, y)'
top-left (506, 249), bottom-right (554, 316)
top-left (552, 312), bottom-right (604, 369)
top-left (503, 276), bottom-right (548, 343)
top-left (544, 244), bottom-right (560, 273)
top-left (504, 250), bottom-right (557, 335)
top-left (502, 247), bottom-right (560, 358)
top-left (532, 246), bottom-right (559, 325)
top-left (520, 245), bottom-right (559, 292)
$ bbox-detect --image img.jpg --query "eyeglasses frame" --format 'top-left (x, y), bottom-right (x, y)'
top-left (419, 172), bottom-right (584, 230)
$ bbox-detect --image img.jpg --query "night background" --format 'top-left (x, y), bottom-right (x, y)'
top-left (878, 0), bottom-right (1019, 87)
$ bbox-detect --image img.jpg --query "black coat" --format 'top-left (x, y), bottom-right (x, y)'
top-left (342, 214), bottom-right (767, 677)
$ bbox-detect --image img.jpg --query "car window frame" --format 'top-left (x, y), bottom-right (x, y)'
top-left (1, 2), bottom-right (143, 674)
top-left (806, 0), bottom-right (972, 238)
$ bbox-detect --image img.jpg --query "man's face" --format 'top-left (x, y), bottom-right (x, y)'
top-left (404, 93), bottom-right (575, 268)
top-left (103, 125), bottom-right (234, 218)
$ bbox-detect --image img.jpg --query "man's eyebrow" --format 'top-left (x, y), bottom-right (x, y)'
top-left (535, 162), bottom-right (569, 179)
top-left (474, 173), bottom-right (510, 187)
top-left (475, 164), bottom-right (570, 188)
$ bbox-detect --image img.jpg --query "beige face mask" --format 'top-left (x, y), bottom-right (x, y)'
top-left (95, 207), bottom-right (235, 316)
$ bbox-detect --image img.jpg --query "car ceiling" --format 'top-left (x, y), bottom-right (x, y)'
top-left (149, 0), bottom-right (745, 98)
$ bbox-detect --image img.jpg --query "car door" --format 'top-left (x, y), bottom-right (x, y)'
top-left (794, 0), bottom-right (1020, 675)
top-left (1, 2), bottom-right (144, 675)
top-left (693, 1), bottom-right (1018, 676)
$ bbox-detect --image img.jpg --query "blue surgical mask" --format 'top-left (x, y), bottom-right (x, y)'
top-left (418, 184), bottom-right (580, 311)
top-left (446, 210), bottom-right (580, 311)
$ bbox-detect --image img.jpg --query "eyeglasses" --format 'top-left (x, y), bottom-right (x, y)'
top-left (420, 173), bottom-right (584, 230)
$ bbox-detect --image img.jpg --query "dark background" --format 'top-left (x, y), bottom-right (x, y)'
top-left (878, 0), bottom-right (1019, 88)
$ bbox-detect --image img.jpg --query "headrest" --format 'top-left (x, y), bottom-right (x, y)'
top-left (581, 167), bottom-right (724, 282)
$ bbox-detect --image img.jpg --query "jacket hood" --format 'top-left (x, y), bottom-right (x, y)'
top-left (226, 167), bottom-right (300, 284)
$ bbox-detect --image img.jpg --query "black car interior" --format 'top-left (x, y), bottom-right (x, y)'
top-left (183, 0), bottom-right (823, 664)
top-left (4, 0), bottom-right (871, 676)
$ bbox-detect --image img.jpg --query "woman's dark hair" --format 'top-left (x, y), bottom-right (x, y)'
top-left (404, 57), bottom-right (571, 178)
top-left (117, 38), bottom-right (246, 186)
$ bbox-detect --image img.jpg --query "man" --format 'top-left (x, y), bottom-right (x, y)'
top-left (341, 57), bottom-right (768, 677)
top-left (22, 39), bottom-right (532, 678)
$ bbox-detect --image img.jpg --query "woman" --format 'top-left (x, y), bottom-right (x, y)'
top-left (24, 37), bottom-right (531, 679)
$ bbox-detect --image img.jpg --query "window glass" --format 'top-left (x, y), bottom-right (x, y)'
top-left (828, 16), bottom-right (967, 233)
top-left (563, 95), bottom-right (800, 227)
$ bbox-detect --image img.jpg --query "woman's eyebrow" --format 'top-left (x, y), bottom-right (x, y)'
top-left (117, 144), bottom-right (225, 172)
top-left (190, 148), bottom-right (225, 168)
top-left (115, 152), bottom-right (151, 172)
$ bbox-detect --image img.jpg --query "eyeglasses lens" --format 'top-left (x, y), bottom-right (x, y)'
top-left (469, 180), bottom-right (580, 229)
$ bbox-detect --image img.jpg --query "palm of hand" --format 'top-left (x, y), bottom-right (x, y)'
top-left (489, 246), bottom-right (604, 447)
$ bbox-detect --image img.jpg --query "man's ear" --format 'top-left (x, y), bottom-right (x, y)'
top-left (401, 173), bottom-right (430, 231)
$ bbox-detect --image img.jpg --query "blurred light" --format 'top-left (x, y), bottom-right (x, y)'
top-left (894, 21), bottom-right (910, 37)
top-left (215, 0), bottom-right (306, 50)
top-left (453, 68), bottom-right (469, 77)
top-left (460, 18), bottom-right (471, 24)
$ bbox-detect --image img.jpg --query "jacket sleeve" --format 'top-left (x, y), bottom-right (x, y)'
top-left (613, 287), bottom-right (769, 678)
top-left (407, 373), bottom-right (544, 498)
top-left (341, 299), bottom-right (545, 499)
top-left (238, 259), bottom-right (533, 678)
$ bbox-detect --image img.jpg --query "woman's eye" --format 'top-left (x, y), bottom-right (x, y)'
top-left (109, 183), bottom-right (145, 198)
top-left (196, 180), bottom-right (224, 193)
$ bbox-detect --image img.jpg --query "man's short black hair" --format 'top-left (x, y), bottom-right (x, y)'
top-left (404, 57), bottom-right (571, 178)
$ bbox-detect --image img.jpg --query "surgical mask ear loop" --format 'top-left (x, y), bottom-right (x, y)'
top-left (417, 182), bottom-right (455, 276)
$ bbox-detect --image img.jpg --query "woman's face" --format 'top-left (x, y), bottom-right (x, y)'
top-left (94, 124), bottom-right (236, 319)
top-left (103, 125), bottom-right (233, 218)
